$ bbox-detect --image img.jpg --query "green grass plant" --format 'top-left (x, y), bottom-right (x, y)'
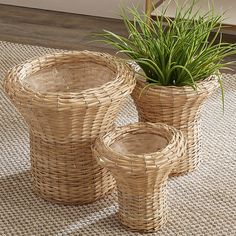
top-left (99, 0), bottom-right (236, 89)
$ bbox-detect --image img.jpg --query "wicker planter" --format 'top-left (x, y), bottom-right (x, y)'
top-left (4, 51), bottom-right (136, 204)
top-left (131, 76), bottom-right (219, 175)
top-left (92, 122), bottom-right (186, 232)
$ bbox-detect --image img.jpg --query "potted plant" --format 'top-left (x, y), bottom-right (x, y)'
top-left (99, 1), bottom-right (236, 175)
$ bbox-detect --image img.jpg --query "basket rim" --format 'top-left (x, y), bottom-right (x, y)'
top-left (4, 51), bottom-right (136, 106)
top-left (93, 122), bottom-right (186, 171)
top-left (135, 73), bottom-right (219, 96)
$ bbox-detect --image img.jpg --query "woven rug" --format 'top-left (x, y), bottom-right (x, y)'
top-left (0, 41), bottom-right (235, 236)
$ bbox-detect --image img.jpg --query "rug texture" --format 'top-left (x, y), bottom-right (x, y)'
top-left (0, 41), bottom-right (235, 236)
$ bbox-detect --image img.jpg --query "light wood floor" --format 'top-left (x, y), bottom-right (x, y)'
top-left (0, 4), bottom-right (235, 72)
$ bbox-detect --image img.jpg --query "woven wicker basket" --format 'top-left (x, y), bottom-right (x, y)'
top-left (4, 51), bottom-right (136, 204)
top-left (131, 75), bottom-right (219, 175)
top-left (92, 122), bottom-right (186, 232)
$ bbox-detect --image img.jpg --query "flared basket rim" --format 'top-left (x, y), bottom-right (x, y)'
top-left (135, 74), bottom-right (220, 96)
top-left (93, 122), bottom-right (186, 172)
top-left (4, 51), bottom-right (136, 106)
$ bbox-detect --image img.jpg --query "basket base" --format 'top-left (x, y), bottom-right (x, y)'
top-left (118, 212), bottom-right (167, 233)
top-left (30, 134), bottom-right (116, 204)
top-left (117, 180), bottom-right (169, 233)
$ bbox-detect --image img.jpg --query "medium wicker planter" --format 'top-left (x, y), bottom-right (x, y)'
top-left (4, 51), bottom-right (136, 204)
top-left (93, 122), bottom-right (186, 232)
top-left (131, 76), bottom-right (219, 175)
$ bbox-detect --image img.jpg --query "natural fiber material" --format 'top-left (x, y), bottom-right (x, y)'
top-left (131, 76), bottom-right (219, 175)
top-left (93, 122), bottom-right (186, 232)
top-left (3, 51), bottom-right (136, 204)
top-left (0, 41), bottom-right (235, 236)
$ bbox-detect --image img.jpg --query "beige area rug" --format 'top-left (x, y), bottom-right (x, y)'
top-left (0, 41), bottom-right (235, 236)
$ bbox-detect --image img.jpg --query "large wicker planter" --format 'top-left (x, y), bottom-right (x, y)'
top-left (4, 51), bottom-right (136, 204)
top-left (131, 76), bottom-right (219, 175)
top-left (92, 122), bottom-right (186, 232)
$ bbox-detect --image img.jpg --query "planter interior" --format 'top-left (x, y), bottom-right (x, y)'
top-left (26, 62), bottom-right (116, 93)
top-left (111, 132), bottom-right (169, 155)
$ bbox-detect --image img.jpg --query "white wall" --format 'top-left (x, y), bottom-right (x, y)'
top-left (153, 0), bottom-right (236, 26)
top-left (0, 0), bottom-right (145, 18)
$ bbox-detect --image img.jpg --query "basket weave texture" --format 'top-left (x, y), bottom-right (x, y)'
top-left (93, 122), bottom-right (186, 232)
top-left (131, 76), bottom-right (219, 175)
top-left (4, 51), bottom-right (136, 204)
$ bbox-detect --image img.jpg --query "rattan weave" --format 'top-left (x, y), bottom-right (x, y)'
top-left (131, 76), bottom-right (219, 175)
top-left (93, 122), bottom-right (186, 232)
top-left (3, 51), bottom-right (136, 204)
top-left (0, 41), bottom-right (235, 236)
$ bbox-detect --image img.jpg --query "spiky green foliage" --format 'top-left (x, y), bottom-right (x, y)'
top-left (99, 1), bottom-right (236, 88)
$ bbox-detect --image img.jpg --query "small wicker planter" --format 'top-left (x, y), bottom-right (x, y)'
top-left (131, 76), bottom-right (219, 175)
top-left (4, 51), bottom-right (136, 204)
top-left (92, 122), bottom-right (186, 232)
